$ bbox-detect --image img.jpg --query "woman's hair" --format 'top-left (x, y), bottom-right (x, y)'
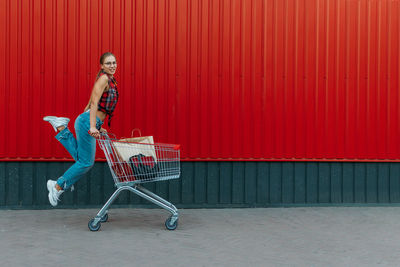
top-left (96, 52), bottom-right (116, 79)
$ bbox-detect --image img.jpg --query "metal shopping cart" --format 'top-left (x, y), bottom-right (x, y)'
top-left (88, 133), bottom-right (181, 231)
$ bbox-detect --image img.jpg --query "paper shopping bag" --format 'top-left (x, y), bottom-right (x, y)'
top-left (114, 135), bottom-right (157, 162)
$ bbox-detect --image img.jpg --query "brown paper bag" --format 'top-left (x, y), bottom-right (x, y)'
top-left (114, 135), bottom-right (157, 162)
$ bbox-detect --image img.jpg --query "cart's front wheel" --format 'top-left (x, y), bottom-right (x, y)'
top-left (165, 217), bottom-right (178, 230)
top-left (88, 219), bottom-right (101, 231)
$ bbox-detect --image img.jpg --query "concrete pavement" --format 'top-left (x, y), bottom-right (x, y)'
top-left (1, 207), bottom-right (400, 266)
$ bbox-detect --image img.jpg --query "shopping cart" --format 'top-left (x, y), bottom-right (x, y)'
top-left (88, 133), bottom-right (181, 231)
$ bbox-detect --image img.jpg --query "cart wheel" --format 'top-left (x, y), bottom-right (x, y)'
top-left (165, 217), bottom-right (178, 230)
top-left (100, 213), bottom-right (108, 223)
top-left (88, 218), bottom-right (101, 231)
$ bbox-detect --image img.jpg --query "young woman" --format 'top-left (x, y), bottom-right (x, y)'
top-left (43, 52), bottom-right (119, 206)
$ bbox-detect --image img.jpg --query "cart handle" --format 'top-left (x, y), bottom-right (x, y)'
top-left (98, 132), bottom-right (117, 139)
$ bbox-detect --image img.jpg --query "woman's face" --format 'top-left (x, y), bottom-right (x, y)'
top-left (101, 55), bottom-right (117, 75)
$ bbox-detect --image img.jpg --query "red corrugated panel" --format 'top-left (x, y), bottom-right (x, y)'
top-left (3, 0), bottom-right (400, 161)
top-left (0, 0), bottom-right (6, 158)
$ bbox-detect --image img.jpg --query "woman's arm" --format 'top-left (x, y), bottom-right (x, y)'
top-left (88, 75), bottom-right (108, 138)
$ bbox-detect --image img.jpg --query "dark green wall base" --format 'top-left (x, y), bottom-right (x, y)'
top-left (1, 161), bottom-right (400, 209)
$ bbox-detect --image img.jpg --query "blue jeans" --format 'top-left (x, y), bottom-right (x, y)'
top-left (55, 111), bottom-right (103, 190)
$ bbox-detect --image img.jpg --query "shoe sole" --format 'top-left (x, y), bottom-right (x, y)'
top-left (48, 192), bottom-right (57, 207)
top-left (43, 116), bottom-right (57, 122)
top-left (47, 180), bottom-right (54, 192)
top-left (47, 180), bottom-right (58, 206)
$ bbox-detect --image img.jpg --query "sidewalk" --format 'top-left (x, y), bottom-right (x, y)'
top-left (1, 207), bottom-right (400, 266)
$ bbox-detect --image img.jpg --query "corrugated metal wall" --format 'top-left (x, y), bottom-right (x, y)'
top-left (2, 161), bottom-right (400, 208)
top-left (2, 0), bottom-right (400, 161)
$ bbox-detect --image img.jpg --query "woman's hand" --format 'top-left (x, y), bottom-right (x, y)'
top-left (99, 127), bottom-right (107, 133)
top-left (89, 127), bottom-right (100, 138)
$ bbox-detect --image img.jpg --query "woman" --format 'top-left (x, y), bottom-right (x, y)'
top-left (43, 52), bottom-right (119, 206)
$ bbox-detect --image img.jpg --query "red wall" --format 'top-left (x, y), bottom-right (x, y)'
top-left (1, 0), bottom-right (400, 161)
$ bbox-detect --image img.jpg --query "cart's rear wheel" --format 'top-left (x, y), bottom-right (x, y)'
top-left (165, 217), bottom-right (178, 230)
top-left (100, 213), bottom-right (108, 223)
top-left (88, 218), bottom-right (101, 231)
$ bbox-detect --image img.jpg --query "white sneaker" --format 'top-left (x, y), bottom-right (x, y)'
top-left (43, 116), bottom-right (70, 132)
top-left (47, 180), bottom-right (64, 207)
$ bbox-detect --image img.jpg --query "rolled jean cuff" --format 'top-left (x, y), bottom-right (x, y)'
top-left (56, 178), bottom-right (65, 190)
top-left (56, 177), bottom-right (75, 191)
top-left (55, 127), bottom-right (72, 140)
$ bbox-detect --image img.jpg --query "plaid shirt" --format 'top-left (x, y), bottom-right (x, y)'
top-left (98, 71), bottom-right (119, 126)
